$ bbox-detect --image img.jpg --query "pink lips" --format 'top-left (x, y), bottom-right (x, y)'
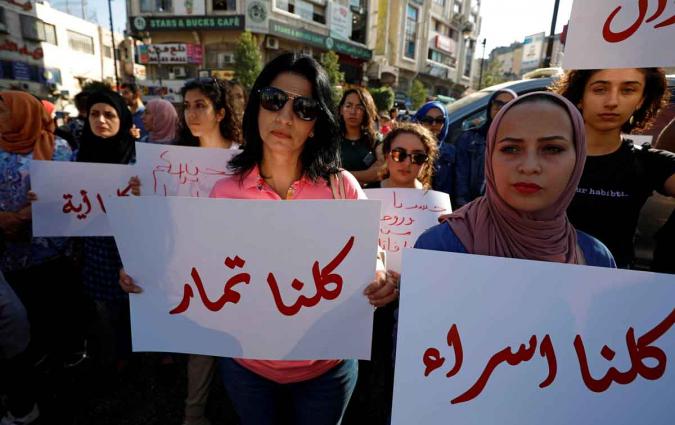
top-left (271, 130), bottom-right (291, 139)
top-left (598, 113), bottom-right (620, 121)
top-left (513, 182), bottom-right (542, 194)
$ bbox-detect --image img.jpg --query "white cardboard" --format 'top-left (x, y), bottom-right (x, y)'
top-left (364, 188), bottom-right (451, 272)
top-left (134, 142), bottom-right (241, 197)
top-left (30, 160), bottom-right (135, 236)
top-left (564, 0), bottom-right (675, 69)
top-left (107, 196), bottom-right (382, 360)
top-left (392, 249), bottom-right (675, 425)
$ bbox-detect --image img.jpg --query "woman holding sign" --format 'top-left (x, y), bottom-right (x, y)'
top-left (416, 92), bottom-right (616, 267)
top-left (214, 53), bottom-right (395, 425)
top-left (553, 68), bottom-right (675, 269)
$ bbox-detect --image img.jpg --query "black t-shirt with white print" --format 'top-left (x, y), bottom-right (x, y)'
top-left (567, 140), bottom-right (675, 268)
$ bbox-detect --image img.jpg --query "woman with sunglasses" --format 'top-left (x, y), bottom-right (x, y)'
top-left (416, 91), bottom-right (615, 273)
top-left (414, 101), bottom-right (456, 198)
top-left (337, 88), bottom-right (384, 186)
top-left (122, 76), bottom-right (242, 425)
top-left (553, 68), bottom-right (675, 269)
top-left (455, 89), bottom-right (517, 208)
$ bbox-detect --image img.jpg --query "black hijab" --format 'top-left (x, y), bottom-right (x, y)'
top-left (478, 89), bottom-right (518, 137)
top-left (77, 90), bottom-right (135, 164)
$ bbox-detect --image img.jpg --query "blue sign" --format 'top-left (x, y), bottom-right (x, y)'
top-left (12, 62), bottom-right (33, 81)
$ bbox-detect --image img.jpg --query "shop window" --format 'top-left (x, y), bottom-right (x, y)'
top-left (141, 0), bottom-right (172, 13)
top-left (67, 30), bottom-right (94, 55)
top-left (212, 0), bottom-right (236, 11)
top-left (404, 4), bottom-right (418, 60)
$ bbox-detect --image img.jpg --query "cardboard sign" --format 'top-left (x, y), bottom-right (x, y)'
top-left (392, 249), bottom-right (674, 425)
top-left (564, 0), bottom-right (675, 69)
top-left (30, 160), bottom-right (135, 236)
top-left (107, 197), bottom-right (382, 360)
top-left (134, 142), bottom-right (241, 197)
top-left (364, 188), bottom-right (451, 272)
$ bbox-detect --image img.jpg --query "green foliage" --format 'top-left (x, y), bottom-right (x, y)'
top-left (409, 80), bottom-right (428, 110)
top-left (319, 51), bottom-right (345, 107)
top-left (234, 31), bottom-right (263, 92)
top-left (368, 86), bottom-right (395, 112)
top-left (482, 59), bottom-right (508, 88)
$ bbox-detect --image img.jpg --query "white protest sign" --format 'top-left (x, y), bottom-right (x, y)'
top-left (392, 249), bottom-right (675, 425)
top-left (364, 188), bottom-right (450, 272)
top-left (135, 142), bottom-right (241, 197)
top-left (564, 0), bottom-right (675, 69)
top-left (107, 196), bottom-right (381, 360)
top-left (30, 160), bottom-right (135, 237)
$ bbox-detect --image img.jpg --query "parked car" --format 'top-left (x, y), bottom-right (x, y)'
top-left (446, 76), bottom-right (675, 270)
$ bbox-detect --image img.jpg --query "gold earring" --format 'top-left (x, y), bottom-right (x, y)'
top-left (629, 115), bottom-right (635, 126)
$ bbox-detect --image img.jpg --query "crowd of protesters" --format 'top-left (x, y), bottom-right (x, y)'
top-left (1, 53), bottom-right (674, 425)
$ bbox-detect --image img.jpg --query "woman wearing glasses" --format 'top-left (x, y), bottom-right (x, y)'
top-left (337, 88), bottom-right (384, 186)
top-left (209, 53), bottom-right (395, 424)
top-left (454, 89), bottom-right (517, 208)
top-left (414, 101), bottom-right (456, 198)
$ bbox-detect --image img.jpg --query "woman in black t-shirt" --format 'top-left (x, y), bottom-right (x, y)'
top-left (337, 88), bottom-right (383, 185)
top-left (554, 68), bottom-right (675, 268)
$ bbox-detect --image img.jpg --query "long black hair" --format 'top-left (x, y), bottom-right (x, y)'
top-left (228, 53), bottom-right (341, 182)
top-left (178, 77), bottom-right (242, 146)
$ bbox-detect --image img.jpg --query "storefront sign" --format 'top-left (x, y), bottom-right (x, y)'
top-left (521, 32), bottom-right (545, 70)
top-left (244, 0), bottom-right (270, 33)
top-left (435, 34), bottom-right (456, 54)
top-left (130, 15), bottom-right (244, 32)
top-left (0, 39), bottom-right (44, 60)
top-left (139, 43), bottom-right (203, 64)
top-left (269, 20), bottom-right (371, 60)
top-left (12, 61), bottom-right (32, 81)
top-left (330, 3), bottom-right (352, 41)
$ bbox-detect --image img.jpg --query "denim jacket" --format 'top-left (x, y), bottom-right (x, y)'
top-left (455, 129), bottom-right (486, 208)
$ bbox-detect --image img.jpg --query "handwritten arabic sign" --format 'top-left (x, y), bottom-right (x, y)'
top-left (30, 161), bottom-right (135, 237)
top-left (392, 249), bottom-right (675, 425)
top-left (564, 0), bottom-right (675, 68)
top-left (135, 143), bottom-right (240, 197)
top-left (363, 188), bottom-right (450, 272)
top-left (106, 197), bottom-right (381, 359)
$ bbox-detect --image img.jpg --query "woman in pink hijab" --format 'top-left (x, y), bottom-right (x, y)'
top-left (415, 92), bottom-right (615, 267)
top-left (140, 99), bottom-right (178, 144)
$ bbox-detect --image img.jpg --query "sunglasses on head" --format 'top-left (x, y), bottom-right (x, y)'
top-left (419, 116), bottom-right (445, 125)
top-left (258, 86), bottom-right (321, 121)
top-left (389, 148), bottom-right (429, 165)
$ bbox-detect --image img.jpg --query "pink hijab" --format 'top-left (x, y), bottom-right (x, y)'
top-left (146, 99), bottom-right (178, 143)
top-left (446, 92), bottom-right (587, 264)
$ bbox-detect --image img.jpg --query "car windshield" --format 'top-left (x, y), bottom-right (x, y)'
top-left (446, 90), bottom-right (492, 114)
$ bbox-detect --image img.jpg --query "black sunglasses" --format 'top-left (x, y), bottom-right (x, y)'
top-left (390, 148), bottom-right (429, 165)
top-left (258, 86), bottom-right (320, 121)
top-left (419, 116), bottom-right (445, 125)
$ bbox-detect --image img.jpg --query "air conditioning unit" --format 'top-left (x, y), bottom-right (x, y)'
top-left (266, 36), bottom-right (279, 50)
top-left (217, 53), bottom-right (235, 66)
top-left (172, 66), bottom-right (187, 78)
top-left (299, 47), bottom-right (313, 56)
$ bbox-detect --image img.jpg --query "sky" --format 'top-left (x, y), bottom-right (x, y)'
top-left (53, 0), bottom-right (576, 55)
top-left (477, 0), bottom-right (575, 58)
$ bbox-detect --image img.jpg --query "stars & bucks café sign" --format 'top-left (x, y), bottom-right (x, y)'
top-left (131, 15), bottom-right (244, 32)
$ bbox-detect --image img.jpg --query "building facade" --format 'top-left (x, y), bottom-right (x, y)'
top-left (367, 0), bottom-right (481, 100)
top-left (0, 0), bottom-right (123, 99)
top-left (126, 0), bottom-right (375, 101)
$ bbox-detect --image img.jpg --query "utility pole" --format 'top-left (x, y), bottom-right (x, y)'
top-left (542, 0), bottom-right (560, 68)
top-left (107, 0), bottom-right (120, 89)
top-left (478, 38), bottom-right (486, 89)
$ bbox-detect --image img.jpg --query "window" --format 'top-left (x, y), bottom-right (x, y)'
top-left (103, 45), bottom-right (113, 58)
top-left (44, 22), bottom-right (57, 45)
top-left (464, 39), bottom-right (474, 77)
top-left (404, 4), bottom-right (418, 59)
top-left (21, 15), bottom-right (45, 41)
top-left (453, 0), bottom-right (462, 15)
top-left (0, 8), bottom-right (7, 33)
top-left (212, 0), bottom-right (236, 11)
top-left (140, 0), bottom-right (172, 13)
top-left (276, 0), bottom-right (326, 24)
top-left (433, 0), bottom-right (445, 6)
top-left (67, 30), bottom-right (94, 55)
top-left (428, 48), bottom-right (454, 67)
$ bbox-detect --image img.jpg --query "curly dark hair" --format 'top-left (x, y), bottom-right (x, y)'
top-left (178, 77), bottom-right (242, 146)
top-left (338, 87), bottom-right (379, 150)
top-left (551, 68), bottom-right (669, 133)
top-left (379, 123), bottom-right (438, 189)
top-left (227, 53), bottom-right (341, 182)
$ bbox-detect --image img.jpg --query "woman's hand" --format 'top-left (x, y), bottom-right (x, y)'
top-left (129, 176), bottom-right (141, 196)
top-left (363, 270), bottom-right (399, 307)
top-left (119, 268), bottom-right (143, 294)
top-left (130, 125), bottom-right (141, 139)
top-left (27, 191), bottom-right (38, 202)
